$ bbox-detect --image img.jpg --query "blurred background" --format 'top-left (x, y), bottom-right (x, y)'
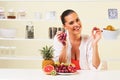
top-left (0, 0), bottom-right (120, 70)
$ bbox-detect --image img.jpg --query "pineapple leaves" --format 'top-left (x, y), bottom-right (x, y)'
top-left (40, 45), bottom-right (54, 60)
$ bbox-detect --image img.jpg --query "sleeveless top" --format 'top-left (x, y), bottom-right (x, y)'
top-left (71, 58), bottom-right (81, 70)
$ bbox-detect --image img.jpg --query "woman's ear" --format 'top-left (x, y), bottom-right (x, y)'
top-left (63, 25), bottom-right (67, 30)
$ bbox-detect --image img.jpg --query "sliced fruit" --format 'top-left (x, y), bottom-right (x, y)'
top-left (50, 70), bottom-right (57, 76)
top-left (70, 63), bottom-right (76, 67)
top-left (43, 65), bottom-right (54, 75)
top-left (67, 64), bottom-right (77, 73)
top-left (105, 25), bottom-right (116, 31)
top-left (54, 62), bottom-right (60, 66)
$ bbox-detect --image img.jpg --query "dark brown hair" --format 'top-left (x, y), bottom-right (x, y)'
top-left (61, 9), bottom-right (76, 25)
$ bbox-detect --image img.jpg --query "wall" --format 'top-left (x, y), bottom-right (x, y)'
top-left (0, 1), bottom-right (120, 70)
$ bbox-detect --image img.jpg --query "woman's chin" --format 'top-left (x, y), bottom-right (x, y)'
top-left (74, 30), bottom-right (81, 34)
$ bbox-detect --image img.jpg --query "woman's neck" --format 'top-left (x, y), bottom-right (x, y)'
top-left (69, 33), bottom-right (81, 42)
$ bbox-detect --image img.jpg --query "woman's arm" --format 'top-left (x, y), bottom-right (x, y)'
top-left (92, 44), bottom-right (100, 68)
top-left (59, 46), bottom-right (67, 63)
top-left (91, 27), bottom-right (102, 68)
top-left (53, 31), bottom-right (67, 63)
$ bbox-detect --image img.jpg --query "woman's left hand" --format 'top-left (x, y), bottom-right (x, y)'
top-left (92, 27), bottom-right (102, 45)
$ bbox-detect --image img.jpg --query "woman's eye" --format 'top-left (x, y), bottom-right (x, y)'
top-left (76, 18), bottom-right (80, 22)
top-left (69, 21), bottom-right (74, 25)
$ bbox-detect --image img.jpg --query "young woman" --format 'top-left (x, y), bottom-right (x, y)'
top-left (53, 9), bottom-right (102, 70)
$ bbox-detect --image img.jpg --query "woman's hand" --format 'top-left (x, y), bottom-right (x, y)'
top-left (57, 31), bottom-right (67, 46)
top-left (56, 31), bottom-right (67, 63)
top-left (92, 27), bottom-right (102, 46)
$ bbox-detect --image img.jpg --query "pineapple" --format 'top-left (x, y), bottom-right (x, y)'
top-left (40, 45), bottom-right (54, 69)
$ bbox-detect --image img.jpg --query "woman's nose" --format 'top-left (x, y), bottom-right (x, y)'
top-left (74, 22), bottom-right (79, 26)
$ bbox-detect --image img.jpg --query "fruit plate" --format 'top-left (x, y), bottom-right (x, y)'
top-left (57, 71), bottom-right (78, 75)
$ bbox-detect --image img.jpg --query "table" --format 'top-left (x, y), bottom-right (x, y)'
top-left (0, 69), bottom-right (119, 80)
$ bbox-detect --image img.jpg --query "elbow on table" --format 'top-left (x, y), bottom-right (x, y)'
top-left (95, 60), bottom-right (108, 70)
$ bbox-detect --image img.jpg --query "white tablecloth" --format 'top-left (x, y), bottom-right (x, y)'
top-left (0, 69), bottom-right (119, 80)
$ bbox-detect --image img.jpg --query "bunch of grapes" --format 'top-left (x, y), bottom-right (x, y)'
top-left (58, 32), bottom-right (67, 45)
top-left (54, 63), bottom-right (77, 73)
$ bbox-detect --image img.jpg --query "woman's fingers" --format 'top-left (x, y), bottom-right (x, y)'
top-left (57, 31), bottom-right (67, 45)
top-left (92, 27), bottom-right (102, 35)
top-left (92, 27), bottom-right (102, 42)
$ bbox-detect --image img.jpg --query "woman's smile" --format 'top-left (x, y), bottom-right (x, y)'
top-left (73, 26), bottom-right (80, 31)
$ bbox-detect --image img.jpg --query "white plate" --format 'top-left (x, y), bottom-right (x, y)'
top-left (57, 71), bottom-right (78, 75)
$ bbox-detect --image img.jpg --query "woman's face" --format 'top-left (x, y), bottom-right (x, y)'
top-left (64, 12), bottom-right (82, 35)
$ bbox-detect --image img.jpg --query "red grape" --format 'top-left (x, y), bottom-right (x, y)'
top-left (58, 32), bottom-right (67, 45)
top-left (54, 63), bottom-right (77, 73)
top-left (93, 27), bottom-right (98, 30)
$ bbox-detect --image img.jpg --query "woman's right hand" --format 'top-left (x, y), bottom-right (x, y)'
top-left (57, 31), bottom-right (67, 46)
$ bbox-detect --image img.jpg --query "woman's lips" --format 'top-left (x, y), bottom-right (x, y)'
top-left (73, 27), bottom-right (80, 31)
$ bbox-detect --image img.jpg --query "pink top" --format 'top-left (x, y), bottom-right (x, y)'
top-left (71, 59), bottom-right (81, 70)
